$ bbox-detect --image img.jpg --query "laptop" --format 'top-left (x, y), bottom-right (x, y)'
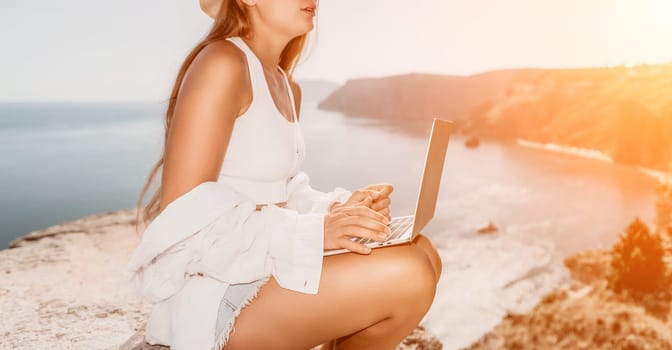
top-left (323, 118), bottom-right (453, 256)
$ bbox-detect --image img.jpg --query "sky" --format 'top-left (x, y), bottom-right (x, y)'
top-left (1, 0), bottom-right (671, 102)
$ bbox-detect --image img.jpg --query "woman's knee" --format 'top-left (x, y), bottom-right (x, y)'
top-left (414, 234), bottom-right (443, 282)
top-left (391, 245), bottom-right (438, 312)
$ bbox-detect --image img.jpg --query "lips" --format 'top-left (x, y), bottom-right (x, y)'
top-left (301, 5), bottom-right (316, 15)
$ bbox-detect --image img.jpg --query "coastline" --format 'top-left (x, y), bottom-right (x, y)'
top-left (515, 138), bottom-right (670, 184)
top-left (2, 131), bottom-right (666, 348)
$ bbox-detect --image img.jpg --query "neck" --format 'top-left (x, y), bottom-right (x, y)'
top-left (241, 29), bottom-right (293, 72)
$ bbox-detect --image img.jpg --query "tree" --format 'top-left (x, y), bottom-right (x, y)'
top-left (608, 218), bottom-right (667, 295)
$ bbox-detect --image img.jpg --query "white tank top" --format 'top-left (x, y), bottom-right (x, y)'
top-left (217, 36), bottom-right (306, 205)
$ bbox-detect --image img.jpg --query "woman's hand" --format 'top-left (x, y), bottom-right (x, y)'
top-left (323, 190), bottom-right (391, 254)
top-left (362, 183), bottom-right (393, 221)
top-left (330, 183), bottom-right (393, 222)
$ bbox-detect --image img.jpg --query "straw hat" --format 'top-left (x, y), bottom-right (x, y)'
top-left (199, 0), bottom-right (222, 19)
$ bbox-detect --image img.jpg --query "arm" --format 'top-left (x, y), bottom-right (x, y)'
top-left (126, 179), bottom-right (331, 300)
top-left (285, 170), bottom-right (352, 214)
top-left (285, 79), bottom-right (392, 219)
top-left (159, 41), bottom-right (248, 212)
top-left (284, 77), bottom-right (353, 214)
top-left (127, 40), bottom-right (250, 302)
top-left (127, 43), bottom-right (331, 301)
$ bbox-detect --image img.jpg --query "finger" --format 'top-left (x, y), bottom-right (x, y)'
top-left (358, 189), bottom-right (382, 201)
top-left (344, 225), bottom-right (389, 242)
top-left (339, 212), bottom-right (389, 234)
top-left (375, 206), bottom-right (390, 217)
top-left (334, 211), bottom-right (389, 242)
top-left (338, 205), bottom-right (389, 224)
top-left (338, 216), bottom-right (390, 240)
top-left (379, 207), bottom-right (391, 221)
top-left (344, 189), bottom-right (380, 205)
top-left (339, 238), bottom-right (372, 255)
top-left (377, 184), bottom-right (394, 197)
top-left (362, 187), bottom-right (383, 200)
top-left (365, 184), bottom-right (394, 197)
top-left (370, 197), bottom-right (390, 211)
top-left (348, 196), bottom-right (374, 210)
top-left (328, 201), bottom-right (343, 212)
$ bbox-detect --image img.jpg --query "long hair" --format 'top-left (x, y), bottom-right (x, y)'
top-left (134, 0), bottom-right (318, 235)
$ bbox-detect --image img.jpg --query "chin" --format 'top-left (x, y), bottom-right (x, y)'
top-left (291, 25), bottom-right (314, 37)
top-left (284, 23), bottom-right (315, 38)
top-left (295, 20), bottom-right (315, 35)
top-left (301, 28), bottom-right (314, 36)
top-left (292, 28), bottom-right (313, 38)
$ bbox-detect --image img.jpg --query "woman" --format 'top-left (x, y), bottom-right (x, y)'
top-left (131, 0), bottom-right (443, 349)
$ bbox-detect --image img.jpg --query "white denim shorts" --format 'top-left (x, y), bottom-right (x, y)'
top-left (214, 275), bottom-right (272, 349)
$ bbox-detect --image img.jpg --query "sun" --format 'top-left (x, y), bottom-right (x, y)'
top-left (645, 0), bottom-right (672, 31)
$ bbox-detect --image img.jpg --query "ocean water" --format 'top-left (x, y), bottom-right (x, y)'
top-left (0, 101), bottom-right (660, 348)
top-left (0, 102), bottom-right (166, 247)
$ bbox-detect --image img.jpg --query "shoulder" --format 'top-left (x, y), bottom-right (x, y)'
top-left (199, 39), bottom-right (247, 66)
top-left (178, 39), bottom-right (251, 112)
top-left (184, 39), bottom-right (249, 91)
top-left (159, 40), bottom-right (254, 212)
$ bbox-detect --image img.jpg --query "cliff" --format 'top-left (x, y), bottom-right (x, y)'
top-left (468, 193), bottom-right (672, 349)
top-left (466, 248), bottom-right (672, 349)
top-left (0, 208), bottom-right (443, 349)
top-left (319, 63), bottom-right (672, 171)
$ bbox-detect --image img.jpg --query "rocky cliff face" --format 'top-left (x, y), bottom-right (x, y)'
top-left (319, 64), bottom-right (672, 171)
top-left (1, 209), bottom-right (152, 349)
top-left (467, 249), bottom-right (672, 349)
top-left (1, 208), bottom-right (443, 349)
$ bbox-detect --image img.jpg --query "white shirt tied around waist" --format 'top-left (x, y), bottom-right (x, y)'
top-left (125, 170), bottom-right (351, 350)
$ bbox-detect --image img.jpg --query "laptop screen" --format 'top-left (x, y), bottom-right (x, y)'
top-left (411, 118), bottom-right (453, 237)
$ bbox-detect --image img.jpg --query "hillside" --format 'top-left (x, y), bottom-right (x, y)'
top-left (467, 248), bottom-right (672, 349)
top-left (319, 64), bottom-right (672, 171)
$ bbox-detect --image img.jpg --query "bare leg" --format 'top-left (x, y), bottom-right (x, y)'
top-left (223, 234), bottom-right (439, 350)
top-left (319, 339), bottom-right (336, 350)
top-left (412, 234), bottom-right (443, 283)
top-left (332, 234), bottom-right (443, 349)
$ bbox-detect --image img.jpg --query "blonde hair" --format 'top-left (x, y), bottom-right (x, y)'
top-left (134, 0), bottom-right (318, 235)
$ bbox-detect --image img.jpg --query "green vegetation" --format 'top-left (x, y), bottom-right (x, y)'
top-left (608, 218), bottom-right (669, 295)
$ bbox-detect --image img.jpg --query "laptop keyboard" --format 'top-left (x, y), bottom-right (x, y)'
top-left (352, 215), bottom-right (414, 244)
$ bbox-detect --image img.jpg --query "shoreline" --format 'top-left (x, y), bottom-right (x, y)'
top-left (3, 133), bottom-right (664, 252)
top-left (515, 138), bottom-right (670, 184)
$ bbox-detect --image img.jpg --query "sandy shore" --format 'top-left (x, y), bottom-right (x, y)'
top-left (515, 138), bottom-right (670, 184)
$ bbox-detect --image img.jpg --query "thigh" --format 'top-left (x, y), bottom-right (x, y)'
top-left (223, 239), bottom-right (437, 350)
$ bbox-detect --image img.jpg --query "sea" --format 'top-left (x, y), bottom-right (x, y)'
top-left (0, 99), bottom-right (660, 349)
